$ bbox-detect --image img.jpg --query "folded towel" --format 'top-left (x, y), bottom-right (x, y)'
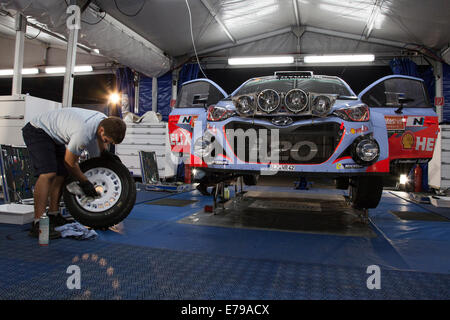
top-left (55, 222), bottom-right (98, 240)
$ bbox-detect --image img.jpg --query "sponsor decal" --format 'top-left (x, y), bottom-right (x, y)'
top-left (401, 131), bottom-right (415, 149)
top-left (178, 115), bottom-right (198, 126)
top-left (415, 136), bottom-right (435, 152)
top-left (350, 125), bottom-right (369, 134)
top-left (385, 116), bottom-right (405, 131)
top-left (336, 163), bottom-right (343, 170)
top-left (406, 117), bottom-right (424, 127)
top-left (212, 159), bottom-right (229, 165)
top-left (269, 164), bottom-right (295, 171)
top-left (343, 163), bottom-right (364, 169)
top-left (169, 129), bottom-right (191, 147)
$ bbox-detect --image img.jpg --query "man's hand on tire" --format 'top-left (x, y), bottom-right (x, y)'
top-left (101, 150), bottom-right (121, 163)
top-left (79, 180), bottom-right (100, 198)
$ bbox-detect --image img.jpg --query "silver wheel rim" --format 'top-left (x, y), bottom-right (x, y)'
top-left (75, 167), bottom-right (122, 213)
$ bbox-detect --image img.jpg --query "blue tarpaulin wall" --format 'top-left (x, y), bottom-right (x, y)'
top-left (115, 64), bottom-right (199, 121)
top-left (179, 64), bottom-right (200, 87)
top-left (389, 58), bottom-right (420, 77)
top-left (116, 67), bottom-right (136, 114)
top-left (442, 63), bottom-right (450, 123)
top-left (138, 64), bottom-right (200, 121)
top-left (138, 72), bottom-right (172, 121)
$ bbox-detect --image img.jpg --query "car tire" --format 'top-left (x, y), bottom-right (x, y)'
top-left (335, 177), bottom-right (349, 190)
top-left (349, 176), bottom-right (383, 209)
top-left (63, 157), bottom-right (136, 229)
top-left (243, 174), bottom-right (259, 186)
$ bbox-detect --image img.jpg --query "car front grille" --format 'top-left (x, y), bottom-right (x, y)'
top-left (224, 121), bottom-right (343, 164)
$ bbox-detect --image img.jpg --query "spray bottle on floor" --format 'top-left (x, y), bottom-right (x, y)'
top-left (39, 213), bottom-right (49, 246)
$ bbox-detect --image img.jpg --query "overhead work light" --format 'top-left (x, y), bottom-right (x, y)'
top-left (304, 54), bottom-right (375, 63)
top-left (44, 65), bottom-right (94, 74)
top-left (0, 68), bottom-right (39, 76)
top-left (228, 56), bottom-right (295, 65)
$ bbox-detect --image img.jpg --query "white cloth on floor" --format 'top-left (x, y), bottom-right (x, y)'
top-left (55, 222), bottom-right (98, 240)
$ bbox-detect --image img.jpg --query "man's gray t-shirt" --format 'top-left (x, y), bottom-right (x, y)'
top-left (31, 108), bottom-right (106, 156)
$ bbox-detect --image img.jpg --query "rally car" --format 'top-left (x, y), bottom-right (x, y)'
top-left (169, 71), bottom-right (438, 209)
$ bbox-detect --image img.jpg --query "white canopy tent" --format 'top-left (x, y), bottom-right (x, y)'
top-left (0, 0), bottom-right (448, 75)
top-left (0, 0), bottom-right (448, 112)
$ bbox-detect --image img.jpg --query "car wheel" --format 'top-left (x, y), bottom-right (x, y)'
top-left (63, 157), bottom-right (136, 229)
top-left (335, 177), bottom-right (349, 190)
top-left (243, 174), bottom-right (259, 186)
top-left (349, 176), bottom-right (383, 209)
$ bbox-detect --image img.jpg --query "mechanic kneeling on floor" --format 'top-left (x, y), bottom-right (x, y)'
top-left (22, 107), bottom-right (127, 239)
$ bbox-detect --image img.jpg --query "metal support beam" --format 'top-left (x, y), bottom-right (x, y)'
top-left (171, 69), bottom-right (180, 107)
top-left (62, 3), bottom-right (80, 108)
top-left (435, 61), bottom-right (443, 123)
top-left (306, 26), bottom-right (407, 48)
top-left (292, 0), bottom-right (301, 27)
top-left (197, 27), bottom-right (292, 55)
top-left (365, 0), bottom-right (383, 39)
top-left (134, 72), bottom-right (140, 114)
top-left (11, 14), bottom-right (26, 96)
top-left (196, 24), bottom-right (407, 57)
top-left (200, 0), bottom-right (235, 43)
top-left (152, 77), bottom-right (158, 113)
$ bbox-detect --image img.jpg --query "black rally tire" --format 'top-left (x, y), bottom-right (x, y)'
top-left (349, 176), bottom-right (383, 209)
top-left (63, 157), bottom-right (136, 229)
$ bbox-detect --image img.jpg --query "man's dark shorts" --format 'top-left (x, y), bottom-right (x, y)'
top-left (22, 122), bottom-right (68, 177)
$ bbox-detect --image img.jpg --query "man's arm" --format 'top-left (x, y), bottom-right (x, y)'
top-left (64, 149), bottom-right (88, 182)
top-left (64, 149), bottom-right (100, 197)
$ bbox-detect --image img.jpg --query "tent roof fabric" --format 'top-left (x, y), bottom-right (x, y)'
top-left (1, 0), bottom-right (449, 75)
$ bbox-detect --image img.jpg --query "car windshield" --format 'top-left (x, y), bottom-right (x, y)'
top-left (234, 76), bottom-right (355, 97)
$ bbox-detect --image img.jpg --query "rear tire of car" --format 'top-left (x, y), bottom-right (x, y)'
top-left (243, 174), bottom-right (259, 186)
top-left (63, 157), bottom-right (136, 229)
top-left (349, 176), bottom-right (383, 209)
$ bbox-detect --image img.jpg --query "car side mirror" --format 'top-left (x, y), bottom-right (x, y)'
top-left (395, 97), bottom-right (415, 114)
top-left (398, 97), bottom-right (414, 105)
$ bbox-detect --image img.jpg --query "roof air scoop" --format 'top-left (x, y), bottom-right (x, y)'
top-left (274, 71), bottom-right (314, 79)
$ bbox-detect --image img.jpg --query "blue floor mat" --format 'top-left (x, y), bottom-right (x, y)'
top-left (0, 229), bottom-right (448, 300)
top-left (0, 188), bottom-right (449, 299)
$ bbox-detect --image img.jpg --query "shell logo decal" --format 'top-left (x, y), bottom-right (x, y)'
top-left (401, 131), bottom-right (415, 149)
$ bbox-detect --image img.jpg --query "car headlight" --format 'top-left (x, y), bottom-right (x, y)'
top-left (334, 105), bottom-right (370, 122)
top-left (351, 136), bottom-right (380, 165)
top-left (193, 132), bottom-right (215, 158)
top-left (257, 89), bottom-right (280, 113)
top-left (234, 95), bottom-right (255, 115)
top-left (207, 105), bottom-right (236, 121)
top-left (284, 89), bottom-right (308, 113)
top-left (311, 95), bottom-right (334, 116)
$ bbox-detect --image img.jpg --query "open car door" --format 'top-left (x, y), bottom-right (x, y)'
top-left (168, 79), bottom-right (227, 155)
top-left (359, 75), bottom-right (439, 163)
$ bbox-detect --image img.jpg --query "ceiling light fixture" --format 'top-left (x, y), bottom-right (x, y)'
top-left (45, 65), bottom-right (94, 74)
top-left (228, 56), bottom-right (295, 65)
top-left (304, 54), bottom-right (375, 63)
top-left (0, 68), bottom-right (39, 75)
